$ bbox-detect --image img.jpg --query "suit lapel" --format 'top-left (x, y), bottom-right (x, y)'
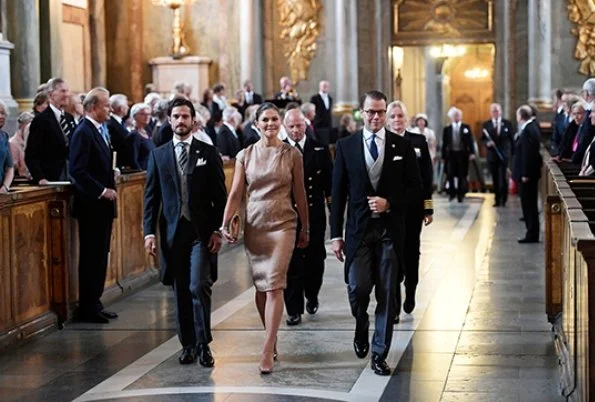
top-left (187, 138), bottom-right (202, 174)
top-left (46, 107), bottom-right (66, 146)
top-left (303, 138), bottom-right (314, 169)
top-left (379, 132), bottom-right (396, 188)
top-left (92, 121), bottom-right (112, 158)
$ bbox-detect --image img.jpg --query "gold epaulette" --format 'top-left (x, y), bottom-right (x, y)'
top-left (424, 199), bottom-right (433, 209)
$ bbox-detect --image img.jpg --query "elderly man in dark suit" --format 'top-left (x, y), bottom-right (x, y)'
top-left (144, 98), bottom-right (227, 367)
top-left (331, 90), bottom-right (422, 375)
top-left (217, 107), bottom-right (242, 159)
top-left (69, 87), bottom-right (118, 324)
top-left (442, 107), bottom-right (475, 202)
top-left (310, 80), bottom-right (333, 145)
top-left (512, 105), bottom-right (543, 243)
top-left (242, 80), bottom-right (263, 108)
top-left (481, 103), bottom-right (514, 207)
top-left (107, 93), bottom-right (133, 169)
top-left (551, 89), bottom-right (569, 157)
top-left (26, 77), bottom-right (76, 183)
top-left (572, 79), bottom-right (595, 164)
top-left (283, 108), bottom-right (333, 326)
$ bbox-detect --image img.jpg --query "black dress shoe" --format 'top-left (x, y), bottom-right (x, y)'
top-left (353, 338), bottom-right (370, 359)
top-left (178, 347), bottom-right (197, 365)
top-left (403, 299), bottom-right (416, 314)
top-left (518, 237), bottom-right (539, 244)
top-left (100, 310), bottom-right (118, 319)
top-left (79, 313), bottom-right (109, 324)
top-left (197, 343), bottom-right (214, 367)
top-left (286, 314), bottom-right (302, 326)
top-left (306, 300), bottom-right (319, 315)
top-left (371, 353), bottom-right (391, 375)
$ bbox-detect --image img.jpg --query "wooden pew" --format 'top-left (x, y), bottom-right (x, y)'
top-left (0, 160), bottom-right (236, 350)
top-left (543, 154), bottom-right (595, 401)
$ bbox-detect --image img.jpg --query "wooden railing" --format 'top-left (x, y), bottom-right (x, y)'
top-left (0, 161), bottom-right (236, 349)
top-left (543, 154), bottom-right (595, 401)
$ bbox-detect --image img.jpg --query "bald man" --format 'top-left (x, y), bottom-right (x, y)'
top-left (283, 108), bottom-right (333, 326)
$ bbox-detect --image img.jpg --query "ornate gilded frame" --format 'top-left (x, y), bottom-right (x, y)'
top-left (276, 0), bottom-right (322, 84)
top-left (568, 0), bottom-right (595, 76)
top-left (393, 0), bottom-right (494, 46)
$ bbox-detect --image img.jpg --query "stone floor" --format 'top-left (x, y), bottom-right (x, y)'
top-left (0, 194), bottom-right (564, 402)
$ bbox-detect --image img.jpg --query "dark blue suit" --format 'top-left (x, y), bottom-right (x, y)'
top-left (401, 131), bottom-right (433, 310)
top-left (69, 118), bottom-right (116, 317)
top-left (144, 138), bottom-right (227, 347)
top-left (331, 129), bottom-right (422, 357)
top-left (512, 120), bottom-right (542, 241)
top-left (283, 137), bottom-right (333, 315)
top-left (551, 110), bottom-right (568, 156)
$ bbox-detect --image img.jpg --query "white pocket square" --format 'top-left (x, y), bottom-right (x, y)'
top-left (463, 128), bottom-right (469, 133)
top-left (195, 158), bottom-right (207, 167)
top-left (393, 155), bottom-right (403, 161)
top-left (314, 147), bottom-right (324, 151)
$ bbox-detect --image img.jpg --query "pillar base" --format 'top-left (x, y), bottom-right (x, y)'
top-left (527, 98), bottom-right (553, 112)
top-left (15, 98), bottom-right (34, 113)
top-left (333, 102), bottom-right (358, 115)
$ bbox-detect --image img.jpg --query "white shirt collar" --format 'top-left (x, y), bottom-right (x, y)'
top-left (49, 103), bottom-right (63, 123)
top-left (110, 113), bottom-right (123, 124)
top-left (172, 135), bottom-right (193, 147)
top-left (85, 116), bottom-right (102, 131)
top-left (223, 122), bottom-right (237, 135)
top-left (287, 136), bottom-right (306, 149)
top-left (363, 127), bottom-right (385, 141)
top-left (319, 91), bottom-right (328, 98)
top-left (520, 118), bottom-right (534, 131)
top-left (557, 106), bottom-right (564, 114)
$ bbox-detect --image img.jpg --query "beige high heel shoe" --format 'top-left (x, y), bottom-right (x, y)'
top-left (259, 351), bottom-right (275, 374)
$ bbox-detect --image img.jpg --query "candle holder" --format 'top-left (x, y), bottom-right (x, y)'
top-left (151, 0), bottom-right (197, 59)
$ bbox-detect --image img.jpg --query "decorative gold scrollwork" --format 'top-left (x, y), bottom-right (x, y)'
top-left (568, 0), bottom-right (595, 76)
top-left (277, 0), bottom-right (322, 84)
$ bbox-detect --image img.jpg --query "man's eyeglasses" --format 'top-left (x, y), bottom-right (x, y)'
top-left (363, 109), bottom-right (387, 117)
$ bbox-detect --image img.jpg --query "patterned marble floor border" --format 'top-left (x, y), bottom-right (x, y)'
top-left (72, 200), bottom-right (484, 402)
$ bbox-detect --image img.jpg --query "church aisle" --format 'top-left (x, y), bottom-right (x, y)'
top-left (0, 196), bottom-right (563, 402)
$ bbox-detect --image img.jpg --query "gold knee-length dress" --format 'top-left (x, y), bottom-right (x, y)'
top-left (236, 141), bottom-right (303, 292)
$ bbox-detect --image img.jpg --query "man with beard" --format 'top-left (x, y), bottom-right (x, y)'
top-left (144, 98), bottom-right (227, 366)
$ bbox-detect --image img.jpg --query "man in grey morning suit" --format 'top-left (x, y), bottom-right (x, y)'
top-left (330, 90), bottom-right (422, 375)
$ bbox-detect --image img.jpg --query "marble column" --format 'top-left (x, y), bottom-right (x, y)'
top-left (239, 0), bottom-right (264, 92)
top-left (6, 0), bottom-right (40, 111)
top-left (424, 48), bottom-right (444, 150)
top-left (89, 0), bottom-right (107, 87)
top-left (527, 0), bottom-right (551, 109)
top-left (39, 0), bottom-right (63, 82)
top-left (334, 0), bottom-right (359, 112)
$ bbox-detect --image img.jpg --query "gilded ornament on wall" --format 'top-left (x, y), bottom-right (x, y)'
top-left (568, 0), bottom-right (595, 76)
top-left (393, 0), bottom-right (493, 45)
top-left (277, 0), bottom-right (322, 84)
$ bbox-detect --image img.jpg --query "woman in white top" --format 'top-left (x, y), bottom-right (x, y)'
top-left (410, 113), bottom-right (437, 165)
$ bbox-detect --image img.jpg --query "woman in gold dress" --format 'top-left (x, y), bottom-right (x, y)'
top-left (221, 103), bottom-right (309, 374)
